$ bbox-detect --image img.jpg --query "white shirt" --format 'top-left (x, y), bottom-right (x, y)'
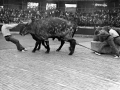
top-left (109, 29), bottom-right (119, 37)
top-left (1, 23), bottom-right (18, 37)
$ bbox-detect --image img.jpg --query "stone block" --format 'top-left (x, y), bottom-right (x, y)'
top-left (91, 41), bottom-right (120, 54)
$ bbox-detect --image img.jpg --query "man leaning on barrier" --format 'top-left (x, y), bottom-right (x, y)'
top-left (93, 26), bottom-right (120, 58)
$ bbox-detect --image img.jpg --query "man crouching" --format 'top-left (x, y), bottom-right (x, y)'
top-left (94, 26), bottom-right (120, 58)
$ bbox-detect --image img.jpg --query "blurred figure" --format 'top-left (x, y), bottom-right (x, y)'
top-left (1, 22), bottom-right (27, 52)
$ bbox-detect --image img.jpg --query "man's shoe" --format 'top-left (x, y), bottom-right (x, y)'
top-left (94, 52), bottom-right (101, 55)
top-left (21, 48), bottom-right (27, 52)
top-left (114, 55), bottom-right (119, 59)
top-left (24, 48), bottom-right (27, 51)
top-left (21, 50), bottom-right (25, 52)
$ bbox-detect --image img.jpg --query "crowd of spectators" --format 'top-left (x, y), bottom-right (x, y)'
top-left (0, 8), bottom-right (42, 23)
top-left (1, 7), bottom-right (120, 27)
top-left (77, 9), bottom-right (120, 27)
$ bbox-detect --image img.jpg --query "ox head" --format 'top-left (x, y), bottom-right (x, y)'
top-left (19, 19), bottom-right (32, 36)
top-left (19, 23), bottom-right (30, 36)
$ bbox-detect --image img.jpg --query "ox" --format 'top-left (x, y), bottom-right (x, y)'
top-left (20, 17), bottom-right (77, 55)
top-left (16, 23), bottom-right (68, 53)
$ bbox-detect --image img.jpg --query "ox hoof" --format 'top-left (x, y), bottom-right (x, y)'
top-left (32, 50), bottom-right (36, 53)
top-left (56, 49), bottom-right (60, 52)
top-left (45, 51), bottom-right (49, 53)
top-left (36, 48), bottom-right (40, 50)
top-left (69, 52), bottom-right (74, 55)
top-left (69, 53), bottom-right (73, 55)
top-left (69, 47), bottom-right (72, 51)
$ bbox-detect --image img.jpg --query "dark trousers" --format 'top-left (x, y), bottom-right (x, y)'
top-left (5, 35), bottom-right (25, 51)
top-left (114, 37), bottom-right (120, 46)
top-left (106, 36), bottom-right (119, 56)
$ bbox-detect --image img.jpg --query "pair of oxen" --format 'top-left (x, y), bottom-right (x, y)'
top-left (15, 17), bottom-right (77, 55)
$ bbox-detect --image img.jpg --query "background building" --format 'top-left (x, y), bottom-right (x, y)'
top-left (0, 0), bottom-right (120, 29)
top-left (0, 0), bottom-right (120, 12)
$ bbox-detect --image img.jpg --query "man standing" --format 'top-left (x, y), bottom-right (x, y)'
top-left (1, 23), bottom-right (27, 52)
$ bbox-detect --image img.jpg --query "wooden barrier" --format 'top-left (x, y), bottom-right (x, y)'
top-left (76, 26), bottom-right (95, 35)
top-left (91, 41), bottom-right (120, 54)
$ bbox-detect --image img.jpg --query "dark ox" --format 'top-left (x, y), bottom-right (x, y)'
top-left (16, 23), bottom-right (70, 53)
top-left (20, 17), bottom-right (77, 55)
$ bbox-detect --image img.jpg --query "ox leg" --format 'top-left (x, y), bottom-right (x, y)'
top-left (41, 40), bottom-right (48, 49)
top-left (45, 41), bottom-right (50, 53)
top-left (68, 39), bottom-right (76, 55)
top-left (56, 40), bottom-right (65, 51)
top-left (32, 41), bottom-right (41, 53)
top-left (36, 41), bottom-right (42, 50)
top-left (36, 43), bottom-right (41, 50)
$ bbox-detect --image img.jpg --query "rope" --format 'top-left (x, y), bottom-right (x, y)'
top-left (76, 42), bottom-right (98, 53)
